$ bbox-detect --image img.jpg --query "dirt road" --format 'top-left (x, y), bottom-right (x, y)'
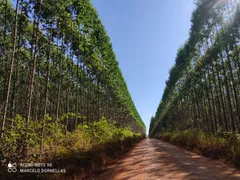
top-left (97, 138), bottom-right (240, 180)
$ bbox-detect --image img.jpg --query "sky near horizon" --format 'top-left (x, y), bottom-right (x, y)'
top-left (91, 0), bottom-right (195, 133)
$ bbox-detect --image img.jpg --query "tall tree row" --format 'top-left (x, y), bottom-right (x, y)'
top-left (0, 0), bottom-right (145, 141)
top-left (149, 0), bottom-right (240, 137)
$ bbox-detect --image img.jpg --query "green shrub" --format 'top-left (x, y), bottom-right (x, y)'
top-left (0, 115), bottom-right (41, 158)
top-left (0, 115), bottom-right (140, 162)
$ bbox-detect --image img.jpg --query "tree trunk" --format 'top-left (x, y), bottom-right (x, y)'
top-left (0, 0), bottom-right (19, 139)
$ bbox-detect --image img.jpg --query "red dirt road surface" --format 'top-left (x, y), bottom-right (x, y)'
top-left (97, 138), bottom-right (240, 180)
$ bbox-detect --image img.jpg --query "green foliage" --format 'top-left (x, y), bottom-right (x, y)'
top-left (57, 117), bottom-right (135, 154)
top-left (90, 118), bottom-right (117, 144)
top-left (0, 115), bottom-right (138, 161)
top-left (0, 115), bottom-right (40, 156)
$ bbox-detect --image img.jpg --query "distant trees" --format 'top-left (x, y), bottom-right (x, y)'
top-left (0, 0), bottom-right (145, 142)
top-left (149, 0), bottom-right (240, 137)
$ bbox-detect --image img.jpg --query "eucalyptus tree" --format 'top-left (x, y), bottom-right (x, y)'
top-left (150, 0), bottom-right (240, 137)
top-left (0, 0), bottom-right (20, 139)
top-left (0, 0), bottom-right (146, 145)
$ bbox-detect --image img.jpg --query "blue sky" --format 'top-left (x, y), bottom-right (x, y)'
top-left (91, 0), bottom-right (195, 133)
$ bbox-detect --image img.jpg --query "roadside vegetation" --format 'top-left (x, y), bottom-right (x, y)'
top-left (0, 114), bottom-right (142, 163)
top-left (0, 114), bottom-right (144, 179)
